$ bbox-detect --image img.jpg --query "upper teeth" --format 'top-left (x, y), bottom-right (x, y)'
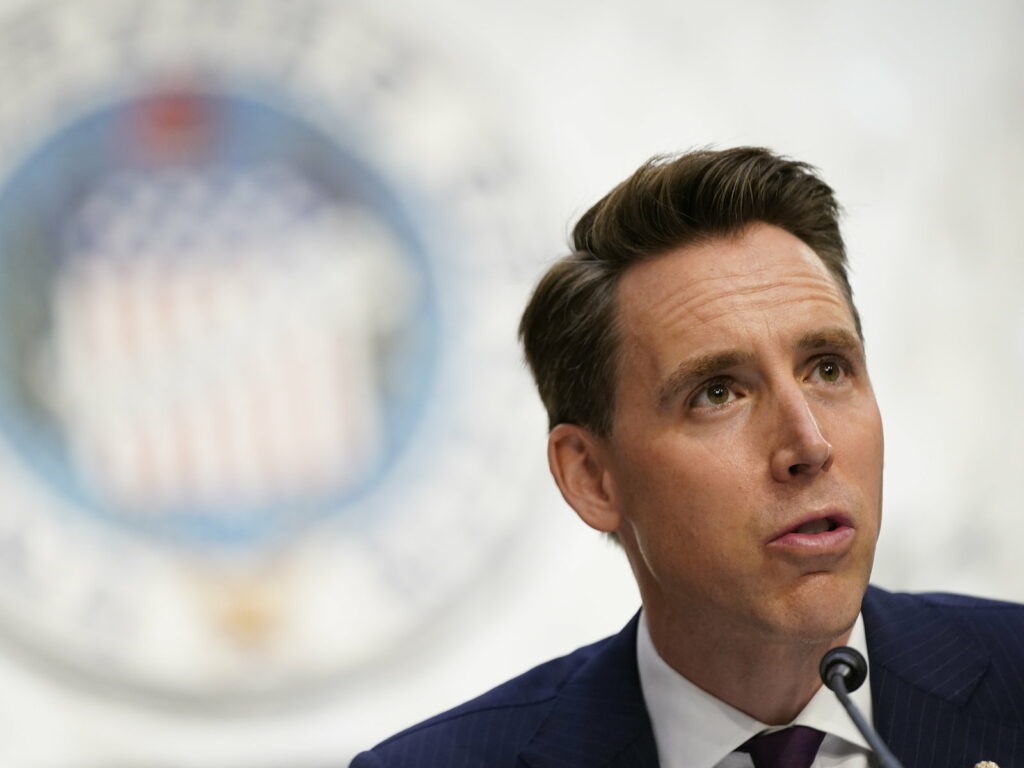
top-left (795, 519), bottom-right (831, 535)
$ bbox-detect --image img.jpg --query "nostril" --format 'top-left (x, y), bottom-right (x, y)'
top-left (772, 434), bottom-right (833, 482)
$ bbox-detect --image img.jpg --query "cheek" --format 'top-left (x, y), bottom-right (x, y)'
top-left (612, 424), bottom-right (764, 553)
top-left (626, 458), bottom-right (757, 558)
top-left (622, 438), bottom-right (743, 514)
top-left (845, 411), bottom-right (885, 483)
top-left (830, 408), bottom-right (884, 536)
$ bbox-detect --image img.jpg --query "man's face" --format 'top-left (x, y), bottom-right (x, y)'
top-left (599, 223), bottom-right (883, 645)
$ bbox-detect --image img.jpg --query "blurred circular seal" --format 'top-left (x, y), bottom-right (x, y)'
top-left (0, 0), bottom-right (545, 705)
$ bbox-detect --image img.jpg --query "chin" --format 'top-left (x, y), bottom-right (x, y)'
top-left (772, 573), bottom-right (866, 645)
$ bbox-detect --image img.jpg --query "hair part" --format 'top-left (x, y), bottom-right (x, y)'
top-left (519, 146), bottom-right (860, 437)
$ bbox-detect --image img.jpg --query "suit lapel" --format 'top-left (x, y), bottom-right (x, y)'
top-left (519, 589), bottom-right (1023, 767)
top-left (864, 585), bottom-right (990, 709)
top-left (863, 586), bottom-right (1024, 768)
top-left (519, 614), bottom-right (659, 768)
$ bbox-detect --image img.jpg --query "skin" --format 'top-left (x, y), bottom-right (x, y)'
top-left (548, 223), bottom-right (884, 724)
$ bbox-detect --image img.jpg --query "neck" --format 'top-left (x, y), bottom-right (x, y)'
top-left (644, 608), bottom-right (853, 725)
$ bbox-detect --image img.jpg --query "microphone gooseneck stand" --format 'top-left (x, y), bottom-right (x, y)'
top-left (819, 646), bottom-right (906, 768)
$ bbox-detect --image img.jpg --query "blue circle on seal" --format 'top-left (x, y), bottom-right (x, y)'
top-left (0, 89), bottom-right (440, 547)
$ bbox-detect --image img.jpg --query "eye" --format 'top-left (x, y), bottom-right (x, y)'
top-left (810, 356), bottom-right (850, 384)
top-left (690, 379), bottom-right (737, 409)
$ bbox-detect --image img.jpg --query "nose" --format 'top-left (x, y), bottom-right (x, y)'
top-left (769, 389), bottom-right (833, 482)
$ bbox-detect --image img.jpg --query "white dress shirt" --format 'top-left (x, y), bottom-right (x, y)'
top-left (637, 612), bottom-right (875, 768)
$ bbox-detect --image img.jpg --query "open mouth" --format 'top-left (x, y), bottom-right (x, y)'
top-left (769, 513), bottom-right (855, 551)
top-left (791, 517), bottom-right (840, 535)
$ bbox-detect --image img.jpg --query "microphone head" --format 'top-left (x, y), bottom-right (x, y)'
top-left (820, 646), bottom-right (868, 693)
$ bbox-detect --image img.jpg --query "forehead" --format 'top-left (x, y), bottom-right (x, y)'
top-left (615, 223), bottom-right (855, 362)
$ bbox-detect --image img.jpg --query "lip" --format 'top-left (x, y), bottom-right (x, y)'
top-left (767, 511), bottom-right (856, 555)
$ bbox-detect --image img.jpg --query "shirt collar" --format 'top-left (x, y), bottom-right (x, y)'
top-left (636, 611), bottom-right (873, 768)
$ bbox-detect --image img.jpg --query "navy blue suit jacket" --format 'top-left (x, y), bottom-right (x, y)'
top-left (351, 587), bottom-right (1024, 767)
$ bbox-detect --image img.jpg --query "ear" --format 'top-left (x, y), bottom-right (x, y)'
top-left (547, 423), bottom-right (622, 534)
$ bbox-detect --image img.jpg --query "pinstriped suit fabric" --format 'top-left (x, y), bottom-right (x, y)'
top-left (352, 588), bottom-right (1024, 767)
top-left (865, 590), bottom-right (1024, 768)
top-left (351, 702), bottom-right (558, 767)
top-left (350, 617), bottom-right (656, 768)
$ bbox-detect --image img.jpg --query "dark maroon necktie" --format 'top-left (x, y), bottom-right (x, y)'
top-left (737, 726), bottom-right (826, 768)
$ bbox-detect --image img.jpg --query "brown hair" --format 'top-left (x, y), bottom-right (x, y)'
top-left (519, 146), bottom-right (859, 435)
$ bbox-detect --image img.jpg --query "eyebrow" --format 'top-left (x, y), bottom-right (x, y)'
top-left (796, 327), bottom-right (864, 357)
top-left (656, 350), bottom-right (753, 410)
top-left (654, 326), bottom-right (864, 410)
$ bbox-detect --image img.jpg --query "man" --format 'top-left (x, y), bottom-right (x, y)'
top-left (351, 148), bottom-right (1024, 767)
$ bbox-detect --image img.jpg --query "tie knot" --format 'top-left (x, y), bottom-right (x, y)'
top-left (738, 725), bottom-right (826, 768)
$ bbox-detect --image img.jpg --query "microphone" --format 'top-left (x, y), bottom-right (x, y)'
top-left (820, 646), bottom-right (905, 768)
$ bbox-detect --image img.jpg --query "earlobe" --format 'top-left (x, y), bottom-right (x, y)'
top-left (547, 424), bottom-right (622, 534)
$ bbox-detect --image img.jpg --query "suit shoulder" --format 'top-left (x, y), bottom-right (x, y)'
top-left (872, 586), bottom-right (1024, 618)
top-left (351, 633), bottom-right (614, 767)
top-left (917, 591), bottom-right (1024, 639)
top-left (866, 585), bottom-right (1024, 649)
top-left (868, 585), bottom-right (1024, 614)
top-left (916, 591), bottom-right (1024, 613)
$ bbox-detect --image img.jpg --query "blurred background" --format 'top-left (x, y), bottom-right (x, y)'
top-left (0, 0), bottom-right (1020, 765)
